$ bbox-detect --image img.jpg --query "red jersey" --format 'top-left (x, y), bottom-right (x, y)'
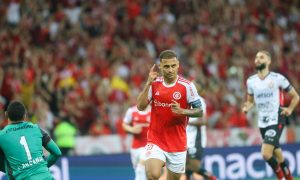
top-left (123, 106), bottom-right (151, 149)
top-left (147, 76), bottom-right (201, 152)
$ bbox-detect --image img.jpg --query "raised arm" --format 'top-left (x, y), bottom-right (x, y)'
top-left (137, 64), bottom-right (158, 111)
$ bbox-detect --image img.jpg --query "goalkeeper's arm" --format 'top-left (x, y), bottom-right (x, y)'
top-left (44, 140), bottom-right (62, 167)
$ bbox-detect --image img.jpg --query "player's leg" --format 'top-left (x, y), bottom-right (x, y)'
top-left (130, 148), bottom-right (141, 180)
top-left (186, 144), bottom-right (216, 180)
top-left (273, 123), bottom-right (293, 180)
top-left (166, 168), bottom-right (182, 180)
top-left (260, 126), bottom-right (284, 179)
top-left (274, 148), bottom-right (293, 180)
top-left (145, 158), bottom-right (165, 180)
top-left (261, 143), bottom-right (284, 179)
top-left (135, 148), bottom-right (147, 180)
top-left (145, 144), bottom-right (166, 180)
top-left (186, 158), bottom-right (216, 180)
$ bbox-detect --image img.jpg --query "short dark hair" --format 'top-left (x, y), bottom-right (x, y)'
top-left (159, 50), bottom-right (178, 61)
top-left (7, 101), bottom-right (26, 121)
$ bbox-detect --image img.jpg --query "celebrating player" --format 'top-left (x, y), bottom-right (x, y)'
top-left (137, 50), bottom-right (203, 180)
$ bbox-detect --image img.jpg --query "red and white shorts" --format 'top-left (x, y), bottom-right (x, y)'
top-left (144, 143), bottom-right (187, 173)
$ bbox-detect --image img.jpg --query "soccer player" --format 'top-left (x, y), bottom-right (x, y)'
top-left (122, 105), bottom-right (151, 180)
top-left (186, 83), bottom-right (216, 180)
top-left (0, 101), bottom-right (62, 179)
top-left (137, 50), bottom-right (203, 180)
top-left (242, 50), bottom-right (299, 180)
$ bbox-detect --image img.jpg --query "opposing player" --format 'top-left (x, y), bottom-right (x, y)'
top-left (186, 83), bottom-right (216, 180)
top-left (137, 50), bottom-right (203, 180)
top-left (242, 50), bottom-right (299, 180)
top-left (122, 105), bottom-right (151, 180)
top-left (0, 101), bottom-right (62, 179)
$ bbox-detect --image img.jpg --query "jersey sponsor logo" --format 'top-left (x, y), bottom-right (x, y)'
top-left (155, 91), bottom-right (160, 96)
top-left (257, 102), bottom-right (275, 112)
top-left (173, 91), bottom-right (181, 100)
top-left (5, 125), bottom-right (34, 133)
top-left (19, 156), bottom-right (44, 170)
top-left (256, 92), bottom-right (273, 99)
top-left (265, 129), bottom-right (276, 137)
top-left (153, 99), bottom-right (172, 107)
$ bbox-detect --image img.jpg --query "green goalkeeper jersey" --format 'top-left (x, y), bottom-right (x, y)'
top-left (0, 121), bottom-right (61, 180)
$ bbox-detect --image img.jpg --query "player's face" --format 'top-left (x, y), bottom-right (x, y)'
top-left (254, 52), bottom-right (270, 71)
top-left (159, 57), bottom-right (179, 82)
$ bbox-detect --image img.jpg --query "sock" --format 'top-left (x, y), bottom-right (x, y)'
top-left (267, 157), bottom-right (284, 179)
top-left (135, 164), bottom-right (147, 180)
top-left (280, 161), bottom-right (293, 180)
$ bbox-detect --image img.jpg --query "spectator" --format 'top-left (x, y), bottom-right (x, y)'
top-left (0, 0), bottom-right (299, 135)
top-left (54, 115), bottom-right (77, 156)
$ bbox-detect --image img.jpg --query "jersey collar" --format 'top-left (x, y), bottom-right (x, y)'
top-left (162, 75), bottom-right (179, 87)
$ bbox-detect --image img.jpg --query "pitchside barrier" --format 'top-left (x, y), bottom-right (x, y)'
top-left (0, 143), bottom-right (299, 180)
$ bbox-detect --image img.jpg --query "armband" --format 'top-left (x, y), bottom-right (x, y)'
top-left (190, 99), bottom-right (202, 109)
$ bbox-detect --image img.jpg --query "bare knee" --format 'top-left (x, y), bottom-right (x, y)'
top-left (146, 168), bottom-right (161, 180)
top-left (261, 144), bottom-right (275, 161)
top-left (261, 150), bottom-right (273, 161)
top-left (186, 159), bottom-right (201, 172)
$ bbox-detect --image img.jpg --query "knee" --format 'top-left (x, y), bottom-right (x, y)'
top-left (261, 151), bottom-right (272, 161)
top-left (186, 160), bottom-right (200, 172)
top-left (146, 169), bottom-right (161, 180)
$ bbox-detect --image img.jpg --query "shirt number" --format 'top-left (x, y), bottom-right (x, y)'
top-left (20, 136), bottom-right (32, 160)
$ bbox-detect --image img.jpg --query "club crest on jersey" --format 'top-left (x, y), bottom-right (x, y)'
top-left (173, 92), bottom-right (181, 100)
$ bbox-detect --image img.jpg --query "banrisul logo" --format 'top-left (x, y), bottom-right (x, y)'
top-left (173, 92), bottom-right (181, 100)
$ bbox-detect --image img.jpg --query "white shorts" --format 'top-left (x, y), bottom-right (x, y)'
top-left (130, 147), bottom-right (146, 169)
top-left (144, 143), bottom-right (187, 173)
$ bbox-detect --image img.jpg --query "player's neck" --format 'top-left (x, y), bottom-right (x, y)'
top-left (163, 76), bottom-right (178, 85)
top-left (9, 120), bottom-right (25, 124)
top-left (257, 69), bottom-right (270, 79)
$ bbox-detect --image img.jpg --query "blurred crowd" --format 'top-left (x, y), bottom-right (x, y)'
top-left (0, 0), bottom-right (300, 136)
